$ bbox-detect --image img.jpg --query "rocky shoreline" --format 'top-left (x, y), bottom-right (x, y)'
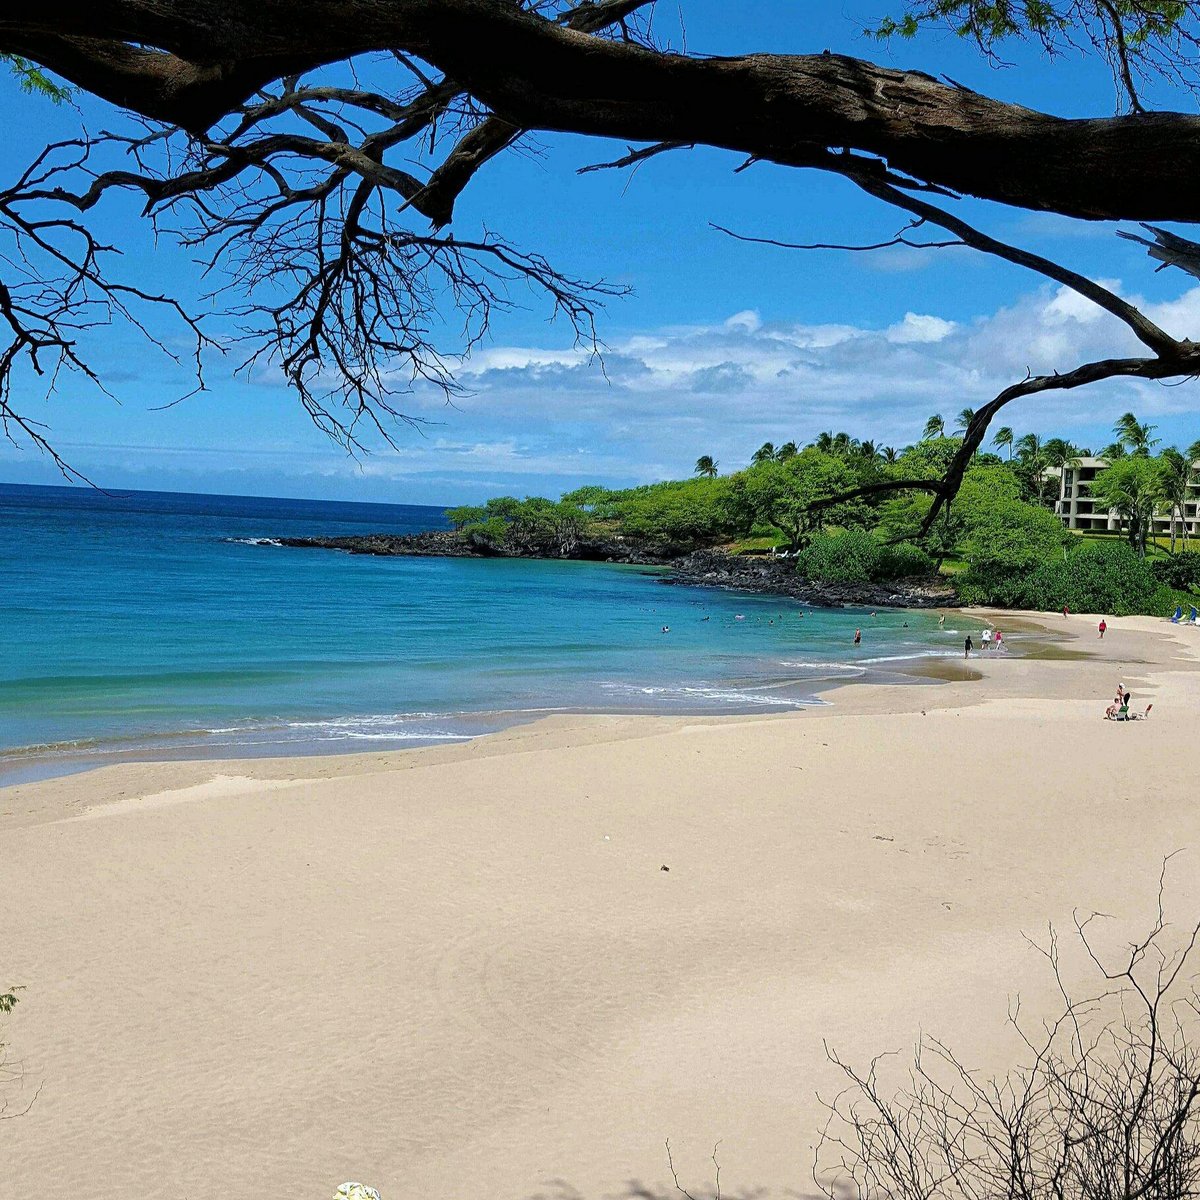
top-left (276, 532), bottom-right (957, 609)
top-left (661, 549), bottom-right (955, 608)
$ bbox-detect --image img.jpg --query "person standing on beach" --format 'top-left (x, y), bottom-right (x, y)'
top-left (1099, 619), bottom-right (1107, 639)
top-left (1063, 604), bottom-right (1069, 618)
top-left (981, 628), bottom-right (991, 651)
top-left (965, 635), bottom-right (973, 658)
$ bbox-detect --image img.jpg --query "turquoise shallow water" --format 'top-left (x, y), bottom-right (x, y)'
top-left (0, 483), bottom-right (959, 779)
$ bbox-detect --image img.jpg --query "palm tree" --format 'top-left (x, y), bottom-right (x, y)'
top-left (1160, 447), bottom-right (1191, 552)
top-left (1043, 438), bottom-right (1080, 470)
top-left (1188, 439), bottom-right (1200, 464)
top-left (1015, 432), bottom-right (1043, 462)
top-left (1113, 411), bottom-right (1160, 456)
top-left (954, 407), bottom-right (976, 434)
top-left (1042, 438), bottom-right (1080, 512)
top-left (923, 414), bottom-right (945, 440)
top-left (831, 431), bottom-right (857, 457)
top-left (1015, 433), bottom-right (1052, 505)
top-left (693, 455), bottom-right (718, 478)
top-left (751, 441), bottom-right (776, 465)
top-left (811, 431), bottom-right (834, 453)
top-left (858, 439), bottom-right (878, 460)
top-left (880, 446), bottom-right (899, 464)
top-left (1099, 441), bottom-right (1128, 461)
top-left (776, 440), bottom-right (798, 460)
top-left (1090, 457), bottom-right (1167, 557)
top-left (992, 426), bottom-right (1014, 459)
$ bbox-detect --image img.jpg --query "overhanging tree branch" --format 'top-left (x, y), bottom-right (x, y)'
top-left (7, 2), bottom-right (1200, 220)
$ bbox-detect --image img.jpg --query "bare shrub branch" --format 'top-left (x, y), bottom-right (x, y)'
top-left (816, 871), bottom-right (1200, 1200)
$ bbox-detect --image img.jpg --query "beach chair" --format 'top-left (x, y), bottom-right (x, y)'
top-left (1132, 704), bottom-right (1154, 721)
top-left (1107, 702), bottom-right (1130, 721)
top-left (1172, 606), bottom-right (1183, 623)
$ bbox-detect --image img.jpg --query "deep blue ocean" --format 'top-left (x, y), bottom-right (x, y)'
top-left (0, 482), bottom-right (960, 781)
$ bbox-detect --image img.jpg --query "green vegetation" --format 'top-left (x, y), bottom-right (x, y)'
top-left (796, 531), bottom-right (936, 585)
top-left (1153, 551), bottom-right (1200, 592)
top-left (449, 411), bottom-right (1200, 616)
top-left (1, 55), bottom-right (68, 101)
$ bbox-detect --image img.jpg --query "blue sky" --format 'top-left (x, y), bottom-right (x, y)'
top-left (2, 2), bottom-right (1199, 504)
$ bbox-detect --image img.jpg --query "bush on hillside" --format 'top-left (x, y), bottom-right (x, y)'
top-left (960, 539), bottom-right (1161, 615)
top-left (1152, 584), bottom-right (1200, 617)
top-left (875, 541), bottom-right (936, 580)
top-left (462, 516), bottom-right (510, 549)
top-left (796, 529), bottom-right (880, 584)
top-left (1152, 550), bottom-right (1200, 592)
top-left (797, 531), bottom-right (937, 585)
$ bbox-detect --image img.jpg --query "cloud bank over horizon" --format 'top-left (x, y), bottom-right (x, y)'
top-left (4, 278), bottom-right (1200, 504)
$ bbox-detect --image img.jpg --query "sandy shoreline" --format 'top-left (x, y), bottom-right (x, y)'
top-left (0, 604), bottom-right (1064, 792)
top-left (3, 611), bottom-right (1199, 1198)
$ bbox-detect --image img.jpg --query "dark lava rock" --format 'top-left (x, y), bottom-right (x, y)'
top-left (663, 550), bottom-right (956, 609)
top-left (273, 535), bottom-right (956, 609)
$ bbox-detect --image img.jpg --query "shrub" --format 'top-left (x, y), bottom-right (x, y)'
top-left (957, 539), bottom-right (1171, 614)
top-left (875, 542), bottom-right (936, 580)
top-left (796, 529), bottom-right (880, 584)
top-left (1152, 550), bottom-right (1200, 592)
top-left (1011, 540), bottom-right (1159, 615)
top-left (1151, 585), bottom-right (1200, 617)
top-left (462, 517), bottom-right (510, 549)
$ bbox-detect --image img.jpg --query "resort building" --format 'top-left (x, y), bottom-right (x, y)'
top-left (1054, 456), bottom-right (1200, 535)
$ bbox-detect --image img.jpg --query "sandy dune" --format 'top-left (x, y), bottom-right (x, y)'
top-left (2, 612), bottom-right (1199, 1199)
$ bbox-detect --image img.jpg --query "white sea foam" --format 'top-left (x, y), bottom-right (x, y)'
top-left (776, 660), bottom-right (867, 675)
top-left (858, 650), bottom-right (962, 665)
top-left (599, 682), bottom-right (809, 707)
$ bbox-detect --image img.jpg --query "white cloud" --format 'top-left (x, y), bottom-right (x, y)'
top-left (34, 289), bottom-right (1199, 501)
top-left (885, 312), bottom-right (957, 344)
top-left (426, 284), bottom-right (1200, 483)
top-left (724, 309), bottom-right (762, 333)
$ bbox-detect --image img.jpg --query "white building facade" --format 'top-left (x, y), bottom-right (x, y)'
top-left (1055, 456), bottom-right (1200, 536)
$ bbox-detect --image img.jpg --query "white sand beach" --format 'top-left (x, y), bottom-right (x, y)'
top-left (2, 612), bottom-right (1199, 1199)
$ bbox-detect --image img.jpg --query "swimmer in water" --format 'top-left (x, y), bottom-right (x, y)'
top-left (854, 628), bottom-right (862, 645)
